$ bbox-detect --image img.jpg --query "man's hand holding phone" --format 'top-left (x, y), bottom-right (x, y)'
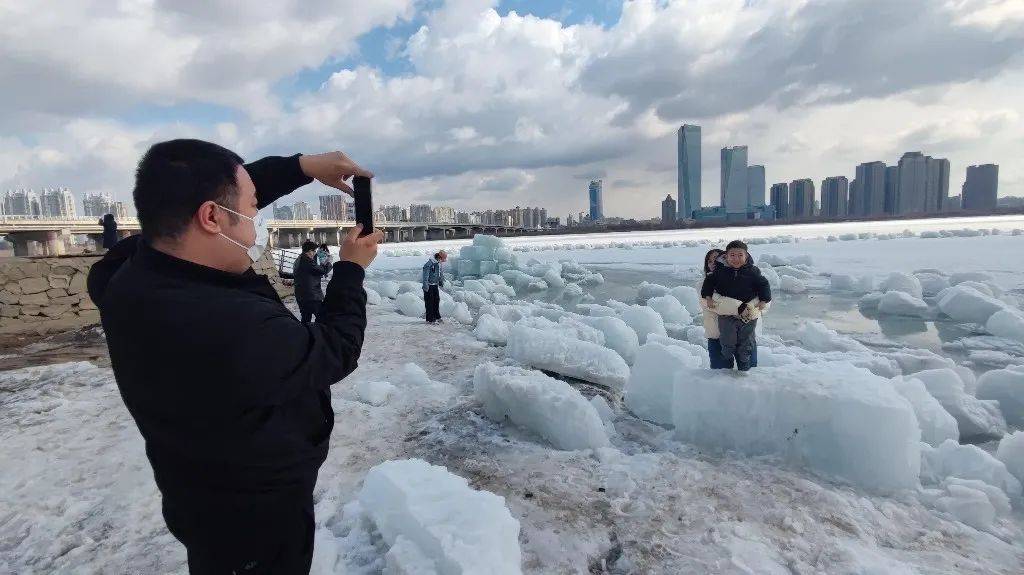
top-left (341, 224), bottom-right (383, 269)
top-left (299, 152), bottom-right (373, 196)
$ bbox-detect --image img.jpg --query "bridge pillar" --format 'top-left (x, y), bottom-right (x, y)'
top-left (7, 230), bottom-right (69, 257)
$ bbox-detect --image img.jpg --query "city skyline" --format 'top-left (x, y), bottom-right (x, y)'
top-left (1, 1), bottom-right (1022, 219)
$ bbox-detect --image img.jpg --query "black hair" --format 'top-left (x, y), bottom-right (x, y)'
top-left (704, 248), bottom-right (723, 274)
top-left (319, 243), bottom-right (329, 251)
top-left (302, 240), bottom-right (318, 253)
top-left (102, 213), bottom-right (116, 224)
top-left (133, 139), bottom-right (244, 240)
top-left (726, 240), bottom-right (748, 252)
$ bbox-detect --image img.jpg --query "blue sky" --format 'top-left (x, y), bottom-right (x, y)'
top-left (2, 0), bottom-right (1022, 218)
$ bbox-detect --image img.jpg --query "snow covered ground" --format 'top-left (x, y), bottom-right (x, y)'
top-left (3, 215), bottom-right (1024, 573)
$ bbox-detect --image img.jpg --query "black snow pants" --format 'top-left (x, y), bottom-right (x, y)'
top-left (718, 316), bottom-right (758, 371)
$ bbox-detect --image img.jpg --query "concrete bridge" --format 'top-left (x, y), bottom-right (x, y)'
top-left (0, 216), bottom-right (528, 256)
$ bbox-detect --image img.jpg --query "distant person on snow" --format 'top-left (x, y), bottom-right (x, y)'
top-left (316, 243), bottom-right (332, 267)
top-left (294, 240), bottom-right (332, 323)
top-left (701, 240), bottom-right (771, 371)
top-left (88, 138), bottom-right (382, 574)
top-left (422, 250), bottom-right (447, 323)
top-left (100, 213), bottom-right (118, 250)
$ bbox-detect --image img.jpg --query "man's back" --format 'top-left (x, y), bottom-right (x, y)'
top-left (89, 236), bottom-right (366, 497)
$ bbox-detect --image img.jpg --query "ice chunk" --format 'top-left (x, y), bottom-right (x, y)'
top-left (515, 316), bottom-right (604, 345)
top-left (358, 459), bottom-right (522, 575)
top-left (619, 305), bottom-right (668, 344)
top-left (647, 295), bottom-right (692, 325)
top-left (385, 535), bottom-right (438, 575)
top-left (986, 309), bottom-right (1024, 345)
top-left (398, 281), bottom-right (422, 295)
top-left (915, 272), bottom-right (950, 297)
top-left (996, 431), bottom-right (1024, 484)
top-left (580, 303), bottom-right (617, 317)
top-left (777, 266), bottom-right (812, 280)
top-left (542, 268), bottom-right (565, 289)
top-left (626, 341), bottom-right (704, 425)
top-left (355, 380), bottom-right (396, 406)
top-left (457, 259), bottom-right (482, 277)
top-left (795, 321), bottom-right (868, 353)
top-left (877, 291), bottom-right (930, 317)
top-left (668, 285), bottom-right (702, 317)
top-left (892, 377), bottom-right (959, 447)
top-left (396, 292), bottom-right (426, 318)
top-left (931, 479), bottom-right (1000, 531)
top-left (577, 315), bottom-right (640, 365)
top-left (378, 280), bottom-right (401, 299)
top-left (950, 272), bottom-right (994, 286)
top-left (590, 395), bottom-right (615, 424)
top-left (474, 363), bottom-right (610, 451)
top-left (760, 265), bottom-right (781, 290)
top-left (561, 283), bottom-right (584, 298)
top-left (920, 440), bottom-right (1022, 499)
top-left (474, 314), bottom-right (510, 345)
top-left (938, 284), bottom-right (1006, 325)
top-left (780, 275), bottom-right (807, 293)
top-left (672, 362), bottom-right (921, 491)
top-left (975, 365), bottom-right (1024, 428)
top-left (637, 281), bottom-right (671, 304)
top-left (507, 324), bottom-right (630, 390)
top-left (460, 245), bottom-right (494, 262)
top-left (858, 292), bottom-right (883, 311)
top-left (880, 272), bottom-right (924, 299)
top-left (884, 348), bottom-right (955, 374)
top-left (759, 254), bottom-right (789, 266)
top-left (913, 368), bottom-right (1006, 440)
top-left (365, 288), bottom-right (383, 306)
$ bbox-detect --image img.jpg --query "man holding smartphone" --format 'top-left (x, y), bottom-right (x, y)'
top-left (87, 139), bottom-right (383, 574)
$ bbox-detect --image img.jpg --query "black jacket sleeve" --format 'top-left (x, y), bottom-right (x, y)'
top-left (245, 154), bottom-right (314, 209)
top-left (754, 267), bottom-right (772, 302)
top-left (233, 261), bottom-right (367, 407)
top-left (700, 271), bottom-right (716, 298)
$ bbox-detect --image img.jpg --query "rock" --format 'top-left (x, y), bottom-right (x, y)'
top-left (51, 295), bottom-right (81, 306)
top-left (21, 262), bottom-right (50, 278)
top-left (5, 282), bottom-right (23, 295)
top-left (67, 273), bottom-right (87, 295)
top-left (1, 305), bottom-right (20, 318)
top-left (52, 265), bottom-right (77, 276)
top-left (2, 265), bottom-right (27, 281)
top-left (46, 288), bottom-right (68, 298)
top-left (78, 297), bottom-right (97, 311)
top-left (48, 275), bottom-right (71, 289)
top-left (18, 292), bottom-right (49, 306)
top-left (40, 304), bottom-right (71, 318)
top-left (20, 306), bottom-right (43, 316)
top-left (0, 290), bottom-right (18, 305)
top-left (18, 276), bottom-right (50, 295)
top-left (76, 309), bottom-right (100, 322)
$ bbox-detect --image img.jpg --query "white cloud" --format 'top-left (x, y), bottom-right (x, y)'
top-left (2, 0), bottom-right (1023, 219)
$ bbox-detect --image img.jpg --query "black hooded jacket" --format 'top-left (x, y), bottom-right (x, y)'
top-left (294, 254), bottom-right (331, 302)
top-left (701, 255), bottom-right (772, 304)
top-left (87, 154), bottom-right (367, 499)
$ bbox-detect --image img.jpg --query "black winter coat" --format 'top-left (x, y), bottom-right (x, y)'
top-left (87, 155), bottom-right (367, 500)
top-left (294, 254), bottom-right (330, 302)
top-left (701, 259), bottom-right (772, 304)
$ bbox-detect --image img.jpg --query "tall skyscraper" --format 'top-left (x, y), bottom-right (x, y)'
top-left (962, 164), bottom-right (999, 211)
top-left (588, 180), bottom-right (604, 221)
top-left (292, 201), bottom-right (313, 220)
top-left (677, 124), bottom-right (701, 219)
top-left (789, 179), bottom-right (815, 219)
top-left (720, 146), bottom-right (749, 216)
top-left (112, 201), bottom-right (129, 219)
top-left (925, 157), bottom-right (950, 213)
top-left (769, 183), bottom-right (789, 220)
top-left (319, 194), bottom-right (347, 220)
top-left (661, 195), bottom-right (677, 224)
top-left (897, 152), bottom-right (930, 215)
top-left (854, 161), bottom-right (886, 216)
top-left (747, 165), bottom-right (765, 208)
top-left (82, 192), bottom-right (115, 217)
top-left (884, 165), bottom-right (899, 215)
top-left (409, 204), bottom-right (433, 222)
top-left (821, 176), bottom-right (849, 218)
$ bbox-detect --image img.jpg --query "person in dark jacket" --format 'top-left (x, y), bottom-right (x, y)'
top-left (294, 240), bottom-right (331, 323)
top-left (421, 250), bottom-right (447, 323)
top-left (87, 138), bottom-right (382, 574)
top-left (316, 243), bottom-right (332, 267)
top-left (100, 213), bottom-right (118, 250)
top-left (701, 240), bottom-right (771, 371)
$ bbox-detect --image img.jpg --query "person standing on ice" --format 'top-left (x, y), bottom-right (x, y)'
top-left (294, 240), bottom-right (332, 323)
top-left (701, 248), bottom-right (765, 369)
top-left (701, 240), bottom-right (771, 371)
top-left (87, 139), bottom-right (383, 574)
top-left (422, 250), bottom-right (447, 323)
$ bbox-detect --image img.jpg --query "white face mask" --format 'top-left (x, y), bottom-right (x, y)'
top-left (216, 204), bottom-right (269, 263)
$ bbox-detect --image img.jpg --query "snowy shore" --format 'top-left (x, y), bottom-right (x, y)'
top-left (3, 219), bottom-right (1024, 573)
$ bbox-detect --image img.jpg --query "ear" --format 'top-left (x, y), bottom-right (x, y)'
top-left (196, 201), bottom-right (225, 235)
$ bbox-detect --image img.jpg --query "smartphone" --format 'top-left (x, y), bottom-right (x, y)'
top-left (353, 176), bottom-right (373, 237)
